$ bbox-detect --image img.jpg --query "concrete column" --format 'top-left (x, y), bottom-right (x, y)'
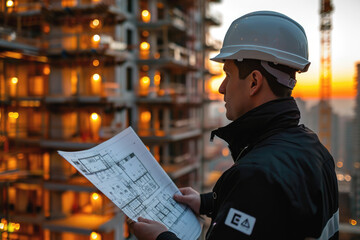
top-left (163, 143), bottom-right (170, 165)
top-left (148, 68), bottom-right (156, 97)
top-left (164, 108), bottom-right (170, 133)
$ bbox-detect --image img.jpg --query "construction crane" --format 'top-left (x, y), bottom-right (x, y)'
top-left (319, 0), bottom-right (334, 151)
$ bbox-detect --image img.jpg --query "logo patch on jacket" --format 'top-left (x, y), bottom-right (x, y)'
top-left (225, 208), bottom-right (256, 235)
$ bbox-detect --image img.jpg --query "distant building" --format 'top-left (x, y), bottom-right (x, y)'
top-left (350, 63), bottom-right (360, 224)
top-left (0, 0), bottom-right (224, 239)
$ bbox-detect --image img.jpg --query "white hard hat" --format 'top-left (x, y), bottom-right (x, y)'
top-left (211, 11), bottom-right (311, 72)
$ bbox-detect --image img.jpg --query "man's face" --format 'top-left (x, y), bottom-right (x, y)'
top-left (219, 60), bottom-right (252, 120)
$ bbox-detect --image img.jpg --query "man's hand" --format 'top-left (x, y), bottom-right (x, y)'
top-left (131, 217), bottom-right (168, 240)
top-left (173, 187), bottom-right (200, 215)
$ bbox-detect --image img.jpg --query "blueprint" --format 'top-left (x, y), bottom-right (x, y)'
top-left (58, 127), bottom-right (201, 239)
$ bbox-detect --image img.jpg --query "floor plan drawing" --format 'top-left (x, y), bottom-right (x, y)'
top-left (58, 127), bottom-right (201, 240)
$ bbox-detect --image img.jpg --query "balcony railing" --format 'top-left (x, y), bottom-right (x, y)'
top-left (143, 42), bottom-right (195, 66)
top-left (45, 33), bottom-right (126, 54)
top-left (138, 84), bottom-right (202, 105)
top-left (5, 0), bottom-right (43, 13)
top-left (169, 8), bottom-right (189, 30)
top-left (47, 0), bottom-right (116, 9)
top-left (137, 124), bottom-right (201, 138)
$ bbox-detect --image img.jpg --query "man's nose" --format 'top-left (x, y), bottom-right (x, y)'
top-left (218, 79), bottom-right (226, 94)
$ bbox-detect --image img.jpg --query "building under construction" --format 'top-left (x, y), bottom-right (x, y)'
top-left (0, 0), bottom-right (226, 239)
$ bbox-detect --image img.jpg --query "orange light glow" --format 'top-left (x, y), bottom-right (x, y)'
top-left (140, 76), bottom-right (150, 88)
top-left (337, 174), bottom-right (344, 181)
top-left (92, 34), bottom-right (101, 43)
top-left (43, 24), bottom-right (50, 33)
top-left (6, 0), bottom-right (14, 7)
top-left (141, 10), bottom-right (151, 22)
top-left (140, 111), bottom-right (151, 123)
top-left (8, 112), bottom-right (19, 119)
top-left (11, 77), bottom-right (18, 84)
top-left (43, 65), bottom-right (51, 75)
top-left (92, 73), bottom-right (101, 81)
top-left (345, 174), bottom-right (352, 182)
top-left (154, 72), bottom-right (161, 86)
top-left (292, 72), bottom-right (356, 99)
top-left (142, 31), bottom-right (150, 37)
top-left (222, 148), bottom-right (229, 157)
top-left (336, 162), bottom-right (343, 168)
top-left (14, 223), bottom-right (20, 231)
top-left (2, 51), bottom-right (22, 59)
top-left (90, 232), bottom-right (101, 240)
top-left (93, 59), bottom-right (100, 67)
top-left (142, 65), bottom-right (149, 71)
top-left (90, 19), bottom-right (101, 29)
top-left (92, 192), bottom-right (99, 200)
top-left (140, 42), bottom-right (150, 51)
top-left (350, 219), bottom-right (357, 226)
top-left (91, 113), bottom-right (99, 121)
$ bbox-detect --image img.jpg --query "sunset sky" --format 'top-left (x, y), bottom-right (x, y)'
top-left (210, 0), bottom-right (360, 100)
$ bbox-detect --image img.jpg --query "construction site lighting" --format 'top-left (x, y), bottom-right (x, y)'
top-left (141, 10), bottom-right (151, 22)
top-left (92, 192), bottom-right (99, 200)
top-left (337, 174), bottom-right (344, 181)
top-left (336, 161), bottom-right (343, 168)
top-left (154, 73), bottom-right (161, 86)
top-left (91, 113), bottom-right (99, 121)
top-left (8, 112), bottom-right (19, 119)
top-left (222, 148), bottom-right (229, 157)
top-left (6, 0), bottom-right (14, 7)
top-left (90, 232), bottom-right (101, 240)
top-left (92, 73), bottom-right (101, 81)
top-left (43, 65), bottom-right (51, 75)
top-left (140, 111), bottom-right (151, 123)
top-left (140, 76), bottom-right (150, 88)
top-left (142, 31), bottom-right (150, 37)
top-left (92, 34), bottom-right (101, 43)
top-left (14, 223), bottom-right (20, 231)
top-left (90, 19), bottom-right (101, 29)
top-left (140, 42), bottom-right (150, 51)
top-left (11, 77), bottom-right (18, 84)
top-left (345, 174), bottom-right (352, 182)
top-left (93, 59), bottom-right (100, 67)
top-left (141, 65), bottom-right (149, 71)
top-left (43, 24), bottom-right (51, 33)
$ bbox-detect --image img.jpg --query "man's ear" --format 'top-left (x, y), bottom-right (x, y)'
top-left (249, 70), bottom-right (264, 96)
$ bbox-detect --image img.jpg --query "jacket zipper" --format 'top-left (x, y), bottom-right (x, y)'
top-left (235, 145), bottom-right (249, 163)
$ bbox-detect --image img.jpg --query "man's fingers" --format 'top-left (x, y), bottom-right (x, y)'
top-left (173, 193), bottom-right (187, 203)
top-left (137, 217), bottom-right (152, 224)
top-left (127, 218), bottom-right (135, 226)
top-left (178, 187), bottom-right (193, 195)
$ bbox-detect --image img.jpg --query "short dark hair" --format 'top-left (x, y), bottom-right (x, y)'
top-left (233, 59), bottom-right (296, 97)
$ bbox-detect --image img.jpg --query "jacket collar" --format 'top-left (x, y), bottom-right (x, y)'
top-left (211, 97), bottom-right (300, 161)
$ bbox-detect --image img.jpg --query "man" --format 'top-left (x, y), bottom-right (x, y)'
top-left (132, 11), bottom-right (339, 239)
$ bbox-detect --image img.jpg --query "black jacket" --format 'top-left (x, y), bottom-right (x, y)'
top-left (158, 98), bottom-right (339, 240)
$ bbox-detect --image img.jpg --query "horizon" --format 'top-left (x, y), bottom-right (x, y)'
top-left (296, 97), bottom-right (356, 118)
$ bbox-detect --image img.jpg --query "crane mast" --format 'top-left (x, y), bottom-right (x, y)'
top-left (319, 0), bottom-right (333, 151)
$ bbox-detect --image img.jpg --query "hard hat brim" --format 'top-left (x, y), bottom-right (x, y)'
top-left (210, 45), bottom-right (310, 72)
